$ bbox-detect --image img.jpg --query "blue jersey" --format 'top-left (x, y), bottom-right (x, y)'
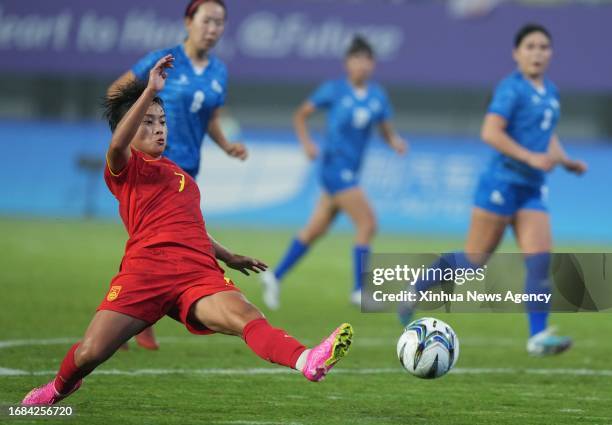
top-left (132, 44), bottom-right (227, 175)
top-left (483, 70), bottom-right (561, 187)
top-left (310, 79), bottom-right (393, 172)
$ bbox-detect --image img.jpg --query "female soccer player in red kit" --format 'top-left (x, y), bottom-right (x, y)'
top-left (22, 56), bottom-right (353, 405)
top-left (112, 0), bottom-right (244, 351)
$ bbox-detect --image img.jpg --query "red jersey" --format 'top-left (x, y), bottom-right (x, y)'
top-left (104, 147), bottom-right (215, 261)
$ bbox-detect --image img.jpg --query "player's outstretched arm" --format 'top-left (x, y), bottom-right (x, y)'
top-left (548, 134), bottom-right (588, 175)
top-left (106, 55), bottom-right (174, 174)
top-left (481, 113), bottom-right (556, 172)
top-left (379, 121), bottom-right (408, 155)
top-left (207, 233), bottom-right (268, 276)
top-left (208, 109), bottom-right (248, 160)
top-left (294, 101), bottom-right (319, 160)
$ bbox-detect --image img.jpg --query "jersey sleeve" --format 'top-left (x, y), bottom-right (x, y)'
top-left (308, 81), bottom-right (336, 110)
top-left (104, 149), bottom-right (138, 197)
top-left (487, 79), bottom-right (518, 120)
top-left (131, 50), bottom-right (167, 81)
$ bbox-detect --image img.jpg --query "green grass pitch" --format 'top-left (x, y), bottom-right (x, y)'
top-left (1, 218), bottom-right (611, 425)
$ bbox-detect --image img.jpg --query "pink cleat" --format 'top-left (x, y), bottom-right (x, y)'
top-left (303, 323), bottom-right (353, 382)
top-left (22, 379), bottom-right (82, 405)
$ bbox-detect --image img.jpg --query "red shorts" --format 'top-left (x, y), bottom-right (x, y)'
top-left (97, 246), bottom-right (240, 335)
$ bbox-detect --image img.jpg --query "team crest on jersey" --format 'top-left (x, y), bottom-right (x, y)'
top-left (107, 286), bottom-right (122, 302)
top-left (211, 79), bottom-right (223, 93)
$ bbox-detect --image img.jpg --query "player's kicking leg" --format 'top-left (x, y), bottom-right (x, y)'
top-left (22, 310), bottom-right (149, 405)
top-left (190, 291), bottom-right (353, 381)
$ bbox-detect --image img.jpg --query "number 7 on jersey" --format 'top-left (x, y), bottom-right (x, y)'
top-left (174, 172), bottom-right (186, 192)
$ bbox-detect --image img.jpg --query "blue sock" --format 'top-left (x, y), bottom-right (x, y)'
top-left (274, 238), bottom-right (309, 281)
top-left (525, 253), bottom-right (551, 336)
top-left (415, 252), bottom-right (479, 292)
top-left (353, 245), bottom-right (370, 292)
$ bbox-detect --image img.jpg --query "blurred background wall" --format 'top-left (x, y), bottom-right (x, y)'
top-left (1, 0), bottom-right (610, 242)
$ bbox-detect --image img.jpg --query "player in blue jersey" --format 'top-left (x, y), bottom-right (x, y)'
top-left (261, 36), bottom-right (407, 309)
top-left (109, 0), bottom-right (245, 178)
top-left (398, 24), bottom-right (587, 356)
top-left (108, 0), bottom-right (245, 350)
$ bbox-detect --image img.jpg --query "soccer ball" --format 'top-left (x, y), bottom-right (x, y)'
top-left (396, 317), bottom-right (459, 379)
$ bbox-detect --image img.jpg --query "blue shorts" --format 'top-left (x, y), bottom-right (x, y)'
top-left (319, 165), bottom-right (359, 195)
top-left (318, 153), bottom-right (360, 195)
top-left (474, 177), bottom-right (548, 216)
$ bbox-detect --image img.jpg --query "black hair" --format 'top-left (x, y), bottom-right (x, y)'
top-left (346, 35), bottom-right (375, 58)
top-left (514, 23), bottom-right (552, 48)
top-left (103, 80), bottom-right (164, 133)
top-left (185, 0), bottom-right (227, 20)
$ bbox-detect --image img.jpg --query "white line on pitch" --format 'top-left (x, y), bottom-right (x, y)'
top-left (2, 336), bottom-right (594, 349)
top-left (2, 367), bottom-right (612, 378)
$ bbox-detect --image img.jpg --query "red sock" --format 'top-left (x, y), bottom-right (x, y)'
top-left (54, 343), bottom-right (88, 394)
top-left (242, 318), bottom-right (306, 369)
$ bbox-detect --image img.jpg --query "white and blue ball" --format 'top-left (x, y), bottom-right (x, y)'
top-left (396, 317), bottom-right (459, 379)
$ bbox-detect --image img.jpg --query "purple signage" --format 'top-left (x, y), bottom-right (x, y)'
top-left (1, 0), bottom-right (610, 90)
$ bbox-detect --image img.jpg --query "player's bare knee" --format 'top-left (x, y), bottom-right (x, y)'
top-left (203, 296), bottom-right (263, 336)
top-left (297, 229), bottom-right (311, 244)
top-left (230, 302), bottom-right (264, 336)
top-left (311, 226), bottom-right (327, 241)
top-left (75, 340), bottom-right (109, 368)
top-left (299, 226), bottom-right (324, 244)
top-left (522, 245), bottom-right (552, 255)
top-left (357, 217), bottom-right (377, 242)
top-left (368, 217), bottom-right (378, 238)
top-left (236, 302), bottom-right (263, 322)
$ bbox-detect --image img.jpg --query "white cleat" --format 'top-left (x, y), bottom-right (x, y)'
top-left (526, 327), bottom-right (572, 356)
top-left (260, 270), bottom-right (280, 310)
top-left (350, 290), bottom-right (362, 307)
